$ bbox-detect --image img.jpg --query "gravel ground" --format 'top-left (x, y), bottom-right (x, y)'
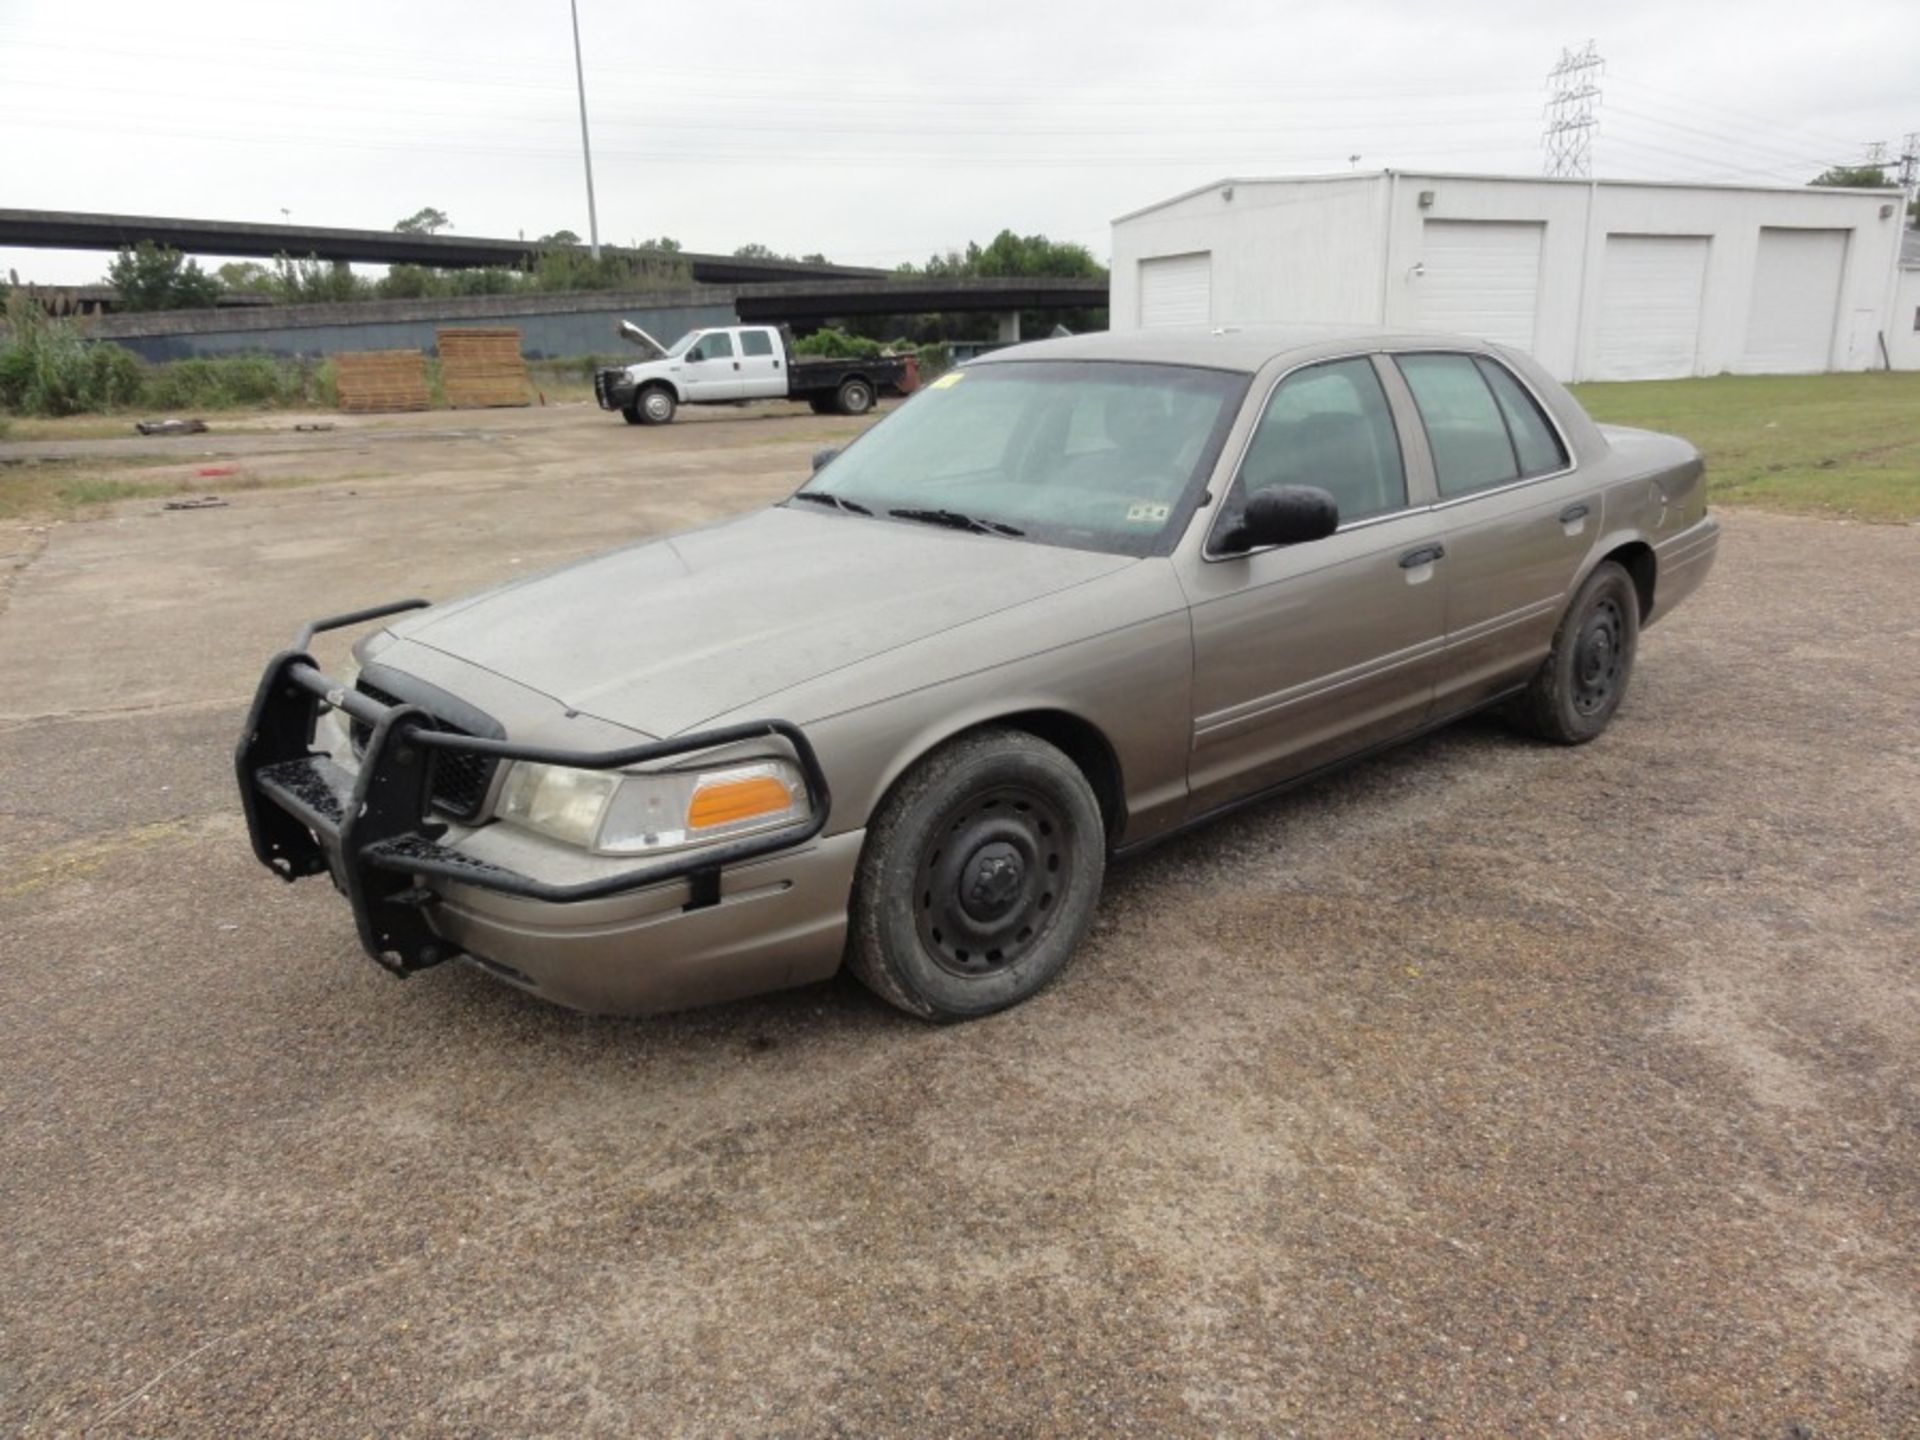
top-left (1, 406), bottom-right (1915, 1437)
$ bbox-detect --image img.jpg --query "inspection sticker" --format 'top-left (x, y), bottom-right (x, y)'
top-left (928, 371), bottom-right (965, 390)
top-left (1125, 502), bottom-right (1171, 523)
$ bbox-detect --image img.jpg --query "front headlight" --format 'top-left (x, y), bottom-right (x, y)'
top-left (495, 758), bottom-right (809, 855)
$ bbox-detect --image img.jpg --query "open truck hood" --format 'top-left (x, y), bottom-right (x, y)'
top-left (384, 506), bottom-right (1134, 738)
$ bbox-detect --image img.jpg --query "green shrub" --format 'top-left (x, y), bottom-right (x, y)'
top-left (0, 296), bottom-right (146, 415)
top-left (793, 327), bottom-right (883, 359)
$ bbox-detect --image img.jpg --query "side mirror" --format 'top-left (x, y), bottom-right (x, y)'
top-left (811, 446), bottom-right (841, 473)
top-left (686, 348), bottom-right (704, 364)
top-left (1219, 485), bottom-right (1339, 553)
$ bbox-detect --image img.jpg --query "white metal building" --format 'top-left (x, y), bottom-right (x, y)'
top-left (1110, 172), bottom-right (1912, 380)
top-left (1889, 229), bottom-right (1920, 373)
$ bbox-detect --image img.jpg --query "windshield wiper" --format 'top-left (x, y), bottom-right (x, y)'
top-left (791, 491), bottom-right (873, 516)
top-left (888, 506), bottom-right (1024, 538)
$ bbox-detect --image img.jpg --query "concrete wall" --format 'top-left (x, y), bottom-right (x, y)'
top-left (1888, 267), bottom-right (1920, 372)
top-left (74, 289), bottom-right (738, 362)
top-left (1112, 172), bottom-right (1910, 379)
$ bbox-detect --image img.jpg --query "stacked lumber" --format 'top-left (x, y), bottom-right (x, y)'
top-left (333, 350), bottom-right (430, 413)
top-left (437, 328), bottom-right (532, 409)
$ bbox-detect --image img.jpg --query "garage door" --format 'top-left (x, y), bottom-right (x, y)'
top-left (1593, 235), bottom-right (1710, 380)
top-left (1138, 252), bottom-right (1211, 327)
top-left (1415, 220), bottom-right (1543, 351)
top-left (1740, 228), bottom-right (1848, 373)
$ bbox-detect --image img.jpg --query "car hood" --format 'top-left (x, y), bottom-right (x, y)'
top-left (388, 505), bottom-right (1135, 737)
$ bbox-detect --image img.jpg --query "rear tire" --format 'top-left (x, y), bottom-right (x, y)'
top-left (848, 729), bottom-right (1105, 1022)
top-left (836, 378), bottom-right (875, 416)
top-left (807, 396), bottom-right (835, 415)
top-left (637, 385), bottom-right (676, 425)
top-left (1513, 560), bottom-right (1640, 744)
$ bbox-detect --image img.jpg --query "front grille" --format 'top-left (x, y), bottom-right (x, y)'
top-left (350, 679), bottom-right (499, 821)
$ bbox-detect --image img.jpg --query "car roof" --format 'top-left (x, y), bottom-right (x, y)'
top-left (970, 323), bottom-right (1495, 374)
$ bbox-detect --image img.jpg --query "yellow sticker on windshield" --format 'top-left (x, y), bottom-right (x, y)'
top-left (928, 371), bottom-right (964, 390)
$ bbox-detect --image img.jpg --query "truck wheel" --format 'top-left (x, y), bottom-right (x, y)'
top-left (637, 386), bottom-right (676, 425)
top-left (807, 396), bottom-right (835, 415)
top-left (836, 379), bottom-right (874, 416)
top-left (620, 402), bottom-right (645, 425)
top-left (1512, 560), bottom-right (1640, 744)
top-left (848, 728), bottom-right (1105, 1022)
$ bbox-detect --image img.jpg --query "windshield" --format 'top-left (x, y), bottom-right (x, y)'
top-left (796, 360), bottom-right (1248, 556)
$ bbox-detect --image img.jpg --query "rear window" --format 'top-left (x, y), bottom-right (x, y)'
top-left (741, 330), bottom-right (775, 357)
top-left (1475, 358), bottom-right (1568, 478)
top-left (1397, 354), bottom-right (1518, 498)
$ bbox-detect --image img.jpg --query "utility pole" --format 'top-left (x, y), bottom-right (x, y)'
top-left (1543, 41), bottom-right (1604, 179)
top-left (1897, 132), bottom-right (1918, 224)
top-left (570, 0), bottom-right (602, 259)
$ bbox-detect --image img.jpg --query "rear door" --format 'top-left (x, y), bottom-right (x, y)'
top-left (1181, 355), bottom-right (1448, 813)
top-left (1394, 351), bottom-right (1595, 714)
top-left (680, 330), bottom-right (740, 400)
top-left (736, 327), bottom-right (788, 399)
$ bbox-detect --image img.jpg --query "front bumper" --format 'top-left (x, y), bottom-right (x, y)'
top-left (594, 367), bottom-right (636, 412)
top-left (235, 599), bottom-right (843, 1012)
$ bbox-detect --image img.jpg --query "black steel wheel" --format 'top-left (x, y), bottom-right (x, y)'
top-left (1513, 559), bottom-right (1641, 744)
top-left (849, 728), bottom-right (1105, 1021)
top-left (914, 783), bottom-right (1071, 979)
top-left (836, 378), bottom-right (874, 416)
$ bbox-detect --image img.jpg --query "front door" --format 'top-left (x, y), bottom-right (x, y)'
top-left (680, 331), bottom-right (740, 400)
top-left (1181, 355), bottom-right (1449, 814)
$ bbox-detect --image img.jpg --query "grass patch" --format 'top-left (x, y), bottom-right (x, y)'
top-left (1570, 372), bottom-right (1920, 523)
top-left (0, 459), bottom-right (356, 522)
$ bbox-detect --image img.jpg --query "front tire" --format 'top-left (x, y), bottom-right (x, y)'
top-left (836, 378), bottom-right (874, 416)
top-left (637, 385), bottom-right (676, 425)
top-left (1514, 560), bottom-right (1640, 744)
top-left (620, 401), bottom-right (645, 425)
top-left (848, 729), bottom-right (1105, 1021)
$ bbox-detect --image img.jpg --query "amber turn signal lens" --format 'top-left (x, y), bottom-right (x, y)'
top-left (687, 775), bottom-right (795, 831)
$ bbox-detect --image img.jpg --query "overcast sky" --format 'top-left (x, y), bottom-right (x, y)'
top-left (2, 0), bottom-right (1914, 285)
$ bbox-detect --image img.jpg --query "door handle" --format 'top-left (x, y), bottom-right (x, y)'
top-left (1399, 543), bottom-right (1445, 569)
top-left (1559, 502), bottom-right (1591, 524)
top-left (733, 361), bottom-right (741, 370)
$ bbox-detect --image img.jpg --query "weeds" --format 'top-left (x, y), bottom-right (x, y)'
top-left (0, 296), bottom-right (339, 417)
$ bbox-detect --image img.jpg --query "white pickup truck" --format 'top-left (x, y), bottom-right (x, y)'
top-left (594, 323), bottom-right (919, 425)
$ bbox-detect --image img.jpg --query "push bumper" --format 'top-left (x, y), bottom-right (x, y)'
top-left (235, 599), bottom-right (840, 1010)
top-left (594, 367), bottom-right (636, 412)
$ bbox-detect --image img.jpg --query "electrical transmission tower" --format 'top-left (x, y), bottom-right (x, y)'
top-left (1543, 42), bottom-right (1604, 178)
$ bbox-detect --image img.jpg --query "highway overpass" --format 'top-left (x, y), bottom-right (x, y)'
top-left (0, 207), bottom-right (887, 285)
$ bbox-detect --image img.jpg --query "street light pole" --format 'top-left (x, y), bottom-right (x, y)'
top-left (569, 0), bottom-right (602, 259)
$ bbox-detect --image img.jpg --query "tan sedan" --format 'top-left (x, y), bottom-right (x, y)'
top-left (237, 326), bottom-right (1718, 1020)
